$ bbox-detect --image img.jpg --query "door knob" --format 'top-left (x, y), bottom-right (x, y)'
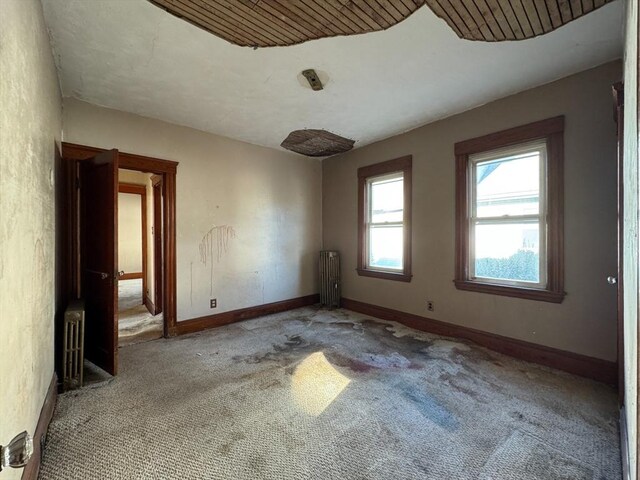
top-left (0, 431), bottom-right (32, 471)
top-left (86, 269), bottom-right (109, 280)
top-left (607, 276), bottom-right (617, 285)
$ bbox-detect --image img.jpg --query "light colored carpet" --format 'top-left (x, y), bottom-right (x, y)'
top-left (40, 307), bottom-right (620, 479)
top-left (118, 278), bottom-right (144, 311)
top-left (118, 279), bottom-right (163, 346)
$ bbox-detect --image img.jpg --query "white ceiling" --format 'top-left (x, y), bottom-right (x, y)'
top-left (41, 0), bottom-right (624, 155)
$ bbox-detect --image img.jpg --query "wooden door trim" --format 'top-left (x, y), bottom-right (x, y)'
top-left (119, 182), bottom-right (146, 194)
top-left (636, 16), bottom-right (639, 475)
top-left (62, 142), bottom-right (178, 339)
top-left (118, 182), bottom-right (147, 302)
top-left (119, 272), bottom-right (143, 280)
top-left (612, 82), bottom-right (624, 405)
top-left (151, 175), bottom-right (163, 315)
top-left (63, 158), bottom-right (80, 301)
top-left (62, 142), bottom-right (178, 172)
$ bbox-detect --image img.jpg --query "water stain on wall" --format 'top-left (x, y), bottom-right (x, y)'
top-left (199, 225), bottom-right (236, 295)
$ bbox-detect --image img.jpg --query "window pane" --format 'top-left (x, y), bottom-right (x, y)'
top-left (370, 175), bottom-right (403, 223)
top-left (474, 223), bottom-right (540, 283)
top-left (369, 225), bottom-right (403, 270)
top-left (475, 151), bottom-right (540, 218)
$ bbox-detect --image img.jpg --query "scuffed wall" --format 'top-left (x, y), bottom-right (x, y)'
top-left (0, 0), bottom-right (62, 478)
top-left (63, 98), bottom-right (322, 322)
top-left (323, 61), bottom-right (621, 361)
top-left (622, 0), bottom-right (638, 475)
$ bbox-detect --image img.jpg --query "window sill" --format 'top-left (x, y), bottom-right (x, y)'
top-left (357, 268), bottom-right (412, 282)
top-left (454, 280), bottom-right (565, 303)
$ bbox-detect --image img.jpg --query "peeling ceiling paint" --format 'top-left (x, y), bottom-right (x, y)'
top-left (41, 0), bottom-right (623, 155)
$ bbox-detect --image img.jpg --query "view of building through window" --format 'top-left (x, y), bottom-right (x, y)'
top-left (367, 173), bottom-right (404, 270)
top-left (471, 143), bottom-right (544, 285)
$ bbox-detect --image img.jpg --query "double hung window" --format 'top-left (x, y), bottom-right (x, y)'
top-left (454, 117), bottom-right (565, 302)
top-left (357, 156), bottom-right (412, 282)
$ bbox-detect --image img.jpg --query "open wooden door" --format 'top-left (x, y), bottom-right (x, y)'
top-left (80, 149), bottom-right (119, 375)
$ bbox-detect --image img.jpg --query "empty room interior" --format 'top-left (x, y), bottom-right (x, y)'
top-left (1, 0), bottom-right (639, 479)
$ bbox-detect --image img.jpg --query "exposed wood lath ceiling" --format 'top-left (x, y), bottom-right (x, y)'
top-left (148, 0), bottom-right (424, 47)
top-left (425, 0), bottom-right (615, 41)
top-left (281, 129), bottom-right (355, 157)
top-left (148, 0), bottom-right (615, 46)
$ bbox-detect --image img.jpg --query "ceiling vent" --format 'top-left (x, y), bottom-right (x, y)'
top-left (281, 129), bottom-right (354, 157)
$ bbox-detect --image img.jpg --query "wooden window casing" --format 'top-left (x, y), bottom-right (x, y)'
top-left (454, 116), bottom-right (565, 303)
top-left (357, 156), bottom-right (412, 282)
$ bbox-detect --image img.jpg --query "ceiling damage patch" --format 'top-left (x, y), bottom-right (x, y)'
top-left (148, 0), bottom-right (424, 47)
top-left (424, 0), bottom-right (616, 41)
top-left (281, 130), bottom-right (355, 157)
top-left (148, 0), bottom-right (615, 46)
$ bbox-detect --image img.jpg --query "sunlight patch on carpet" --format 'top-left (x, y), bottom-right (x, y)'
top-left (291, 351), bottom-right (351, 416)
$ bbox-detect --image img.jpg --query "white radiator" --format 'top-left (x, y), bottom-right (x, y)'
top-left (319, 251), bottom-right (340, 308)
top-left (63, 300), bottom-right (85, 391)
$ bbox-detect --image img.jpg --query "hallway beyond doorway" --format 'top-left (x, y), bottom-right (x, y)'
top-left (118, 279), bottom-right (162, 347)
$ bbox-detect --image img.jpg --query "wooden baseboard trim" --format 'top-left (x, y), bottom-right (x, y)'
top-left (144, 294), bottom-right (156, 316)
top-left (119, 272), bottom-right (143, 280)
top-left (176, 294), bottom-right (320, 335)
top-left (341, 298), bottom-right (617, 385)
top-left (22, 372), bottom-right (57, 480)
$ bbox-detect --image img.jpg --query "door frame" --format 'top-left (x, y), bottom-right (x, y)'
top-left (612, 82), bottom-right (624, 404)
top-left (151, 174), bottom-right (164, 315)
top-left (118, 182), bottom-right (148, 301)
top-left (62, 142), bottom-right (179, 338)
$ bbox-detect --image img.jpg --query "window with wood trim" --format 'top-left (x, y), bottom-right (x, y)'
top-left (357, 156), bottom-right (412, 282)
top-left (454, 117), bottom-right (565, 303)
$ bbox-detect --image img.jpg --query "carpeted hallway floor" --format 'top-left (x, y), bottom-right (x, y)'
top-left (118, 279), bottom-right (163, 346)
top-left (40, 307), bottom-right (621, 479)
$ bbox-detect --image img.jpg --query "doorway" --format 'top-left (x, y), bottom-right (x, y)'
top-left (117, 171), bottom-right (164, 347)
top-left (61, 142), bottom-right (178, 375)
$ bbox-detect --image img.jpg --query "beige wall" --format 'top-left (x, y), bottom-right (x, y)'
top-left (118, 192), bottom-right (143, 273)
top-left (63, 98), bottom-right (322, 321)
top-left (622, 0), bottom-right (638, 475)
top-left (324, 61), bottom-right (621, 362)
top-left (0, 0), bottom-right (62, 478)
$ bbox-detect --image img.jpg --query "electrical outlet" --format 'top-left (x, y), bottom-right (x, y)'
top-left (210, 298), bottom-right (217, 309)
top-left (427, 301), bottom-right (434, 312)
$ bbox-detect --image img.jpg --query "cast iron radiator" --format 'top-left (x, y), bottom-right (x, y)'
top-left (319, 251), bottom-right (340, 308)
top-left (62, 299), bottom-right (85, 391)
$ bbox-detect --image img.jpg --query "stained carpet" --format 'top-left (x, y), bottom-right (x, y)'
top-left (118, 278), bottom-right (163, 346)
top-left (40, 307), bottom-right (620, 479)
